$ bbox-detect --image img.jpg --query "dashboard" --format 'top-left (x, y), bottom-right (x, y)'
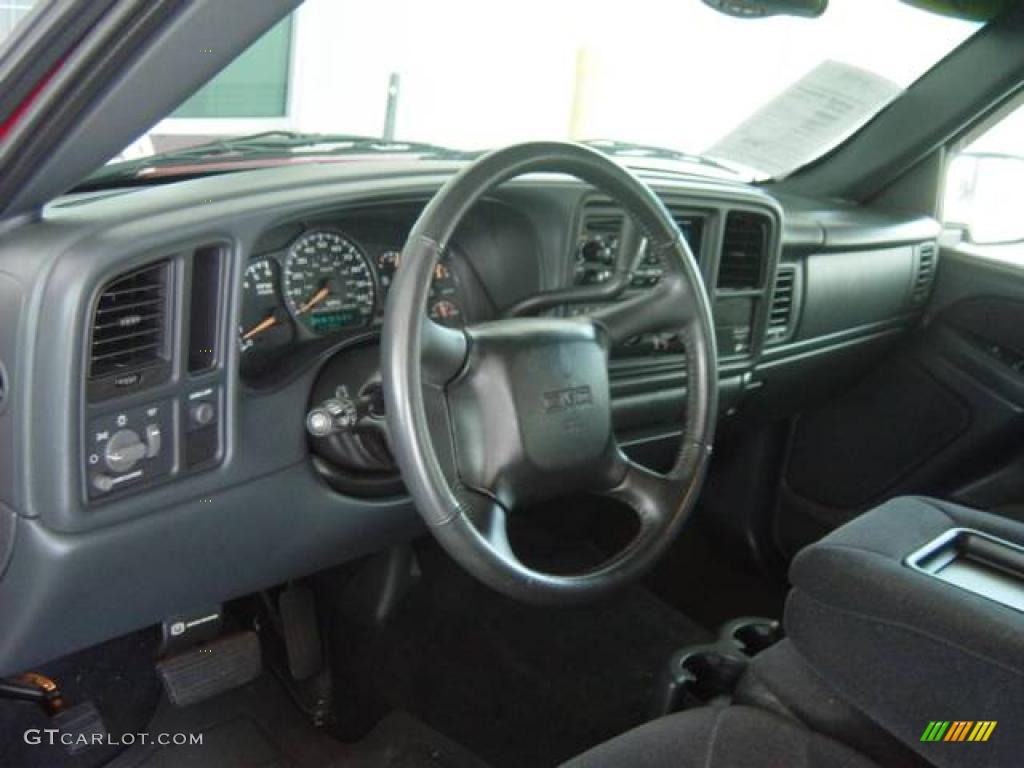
top-left (0, 159), bottom-right (940, 675)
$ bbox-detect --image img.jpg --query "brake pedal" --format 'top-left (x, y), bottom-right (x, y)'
top-left (156, 630), bottom-right (261, 707)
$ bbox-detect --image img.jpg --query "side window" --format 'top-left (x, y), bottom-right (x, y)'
top-left (0, 1), bottom-right (36, 46)
top-left (171, 15), bottom-right (293, 119)
top-left (943, 102), bottom-right (1024, 246)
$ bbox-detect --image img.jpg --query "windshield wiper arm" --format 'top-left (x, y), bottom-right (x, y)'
top-left (582, 139), bottom-right (740, 175)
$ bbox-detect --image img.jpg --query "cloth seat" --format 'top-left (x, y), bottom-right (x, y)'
top-left (561, 705), bottom-right (882, 768)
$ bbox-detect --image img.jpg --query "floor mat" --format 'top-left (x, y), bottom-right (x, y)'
top-left (107, 675), bottom-right (487, 768)
top-left (326, 543), bottom-right (712, 768)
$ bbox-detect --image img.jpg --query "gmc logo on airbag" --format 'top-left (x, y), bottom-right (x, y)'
top-left (542, 385), bottom-right (593, 413)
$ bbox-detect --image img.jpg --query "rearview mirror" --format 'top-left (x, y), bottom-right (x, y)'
top-left (701, 0), bottom-right (827, 19)
top-left (898, 1), bottom-right (1016, 22)
top-left (945, 152), bottom-right (1024, 246)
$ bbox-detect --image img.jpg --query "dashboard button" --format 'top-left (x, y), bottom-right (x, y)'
top-left (145, 423), bottom-right (162, 458)
top-left (189, 401), bottom-right (216, 427)
top-left (92, 474), bottom-right (115, 493)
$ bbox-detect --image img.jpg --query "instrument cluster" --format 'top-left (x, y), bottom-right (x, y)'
top-left (238, 227), bottom-right (465, 378)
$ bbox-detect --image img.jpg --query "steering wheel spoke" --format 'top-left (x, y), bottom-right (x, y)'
top-left (421, 316), bottom-right (469, 386)
top-left (465, 493), bottom-right (515, 559)
top-left (601, 452), bottom-right (678, 528)
top-left (588, 267), bottom-right (698, 346)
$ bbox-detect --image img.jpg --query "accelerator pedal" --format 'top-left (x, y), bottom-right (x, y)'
top-left (279, 584), bottom-right (323, 681)
top-left (156, 630), bottom-right (261, 707)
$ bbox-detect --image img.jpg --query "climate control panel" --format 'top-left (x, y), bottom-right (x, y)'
top-left (87, 399), bottom-right (173, 498)
top-left (85, 386), bottom-right (223, 502)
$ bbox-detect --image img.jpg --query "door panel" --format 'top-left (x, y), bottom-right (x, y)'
top-left (775, 247), bottom-right (1024, 554)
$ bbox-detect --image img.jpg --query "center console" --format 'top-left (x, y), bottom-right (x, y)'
top-left (784, 496), bottom-right (1024, 768)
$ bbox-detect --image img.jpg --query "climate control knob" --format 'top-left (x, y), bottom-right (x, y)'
top-left (104, 428), bottom-right (147, 473)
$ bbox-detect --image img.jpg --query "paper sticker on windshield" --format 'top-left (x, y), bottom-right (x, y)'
top-left (704, 60), bottom-right (902, 179)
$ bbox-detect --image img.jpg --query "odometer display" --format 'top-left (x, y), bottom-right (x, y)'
top-left (283, 230), bottom-right (376, 334)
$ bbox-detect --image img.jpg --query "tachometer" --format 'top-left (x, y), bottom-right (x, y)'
top-left (239, 259), bottom-right (292, 354)
top-left (284, 230), bottom-right (376, 334)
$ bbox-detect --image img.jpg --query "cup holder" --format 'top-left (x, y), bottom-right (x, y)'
top-left (720, 616), bottom-right (783, 656)
top-left (649, 616), bottom-right (784, 718)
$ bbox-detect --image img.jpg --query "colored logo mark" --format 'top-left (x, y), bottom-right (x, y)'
top-left (921, 721), bottom-right (996, 742)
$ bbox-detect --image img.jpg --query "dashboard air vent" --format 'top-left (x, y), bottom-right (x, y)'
top-left (719, 211), bottom-right (769, 290)
top-left (665, 204), bottom-right (705, 257)
top-left (766, 265), bottom-right (797, 345)
top-left (89, 261), bottom-right (171, 382)
top-left (911, 243), bottom-right (938, 306)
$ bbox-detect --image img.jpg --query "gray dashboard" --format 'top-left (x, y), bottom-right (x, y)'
top-left (0, 160), bottom-right (938, 674)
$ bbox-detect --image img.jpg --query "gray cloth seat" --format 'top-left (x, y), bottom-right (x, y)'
top-left (561, 702), bottom-right (882, 767)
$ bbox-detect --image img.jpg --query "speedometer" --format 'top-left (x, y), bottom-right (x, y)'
top-left (283, 230), bottom-right (376, 334)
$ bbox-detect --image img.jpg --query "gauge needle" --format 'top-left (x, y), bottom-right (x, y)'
top-left (296, 285), bottom-right (330, 315)
top-left (241, 313), bottom-right (279, 341)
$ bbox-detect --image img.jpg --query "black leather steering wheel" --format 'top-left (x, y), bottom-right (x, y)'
top-left (382, 142), bottom-right (718, 604)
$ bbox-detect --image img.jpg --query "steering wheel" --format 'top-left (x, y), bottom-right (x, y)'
top-left (382, 142), bottom-right (717, 604)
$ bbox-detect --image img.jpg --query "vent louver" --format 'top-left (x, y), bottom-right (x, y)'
top-left (89, 261), bottom-right (170, 381)
top-left (766, 266), bottom-right (797, 345)
top-left (911, 243), bottom-right (938, 306)
top-left (719, 212), bottom-right (769, 290)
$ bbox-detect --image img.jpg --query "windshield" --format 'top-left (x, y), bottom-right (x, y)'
top-left (105, 0), bottom-right (979, 182)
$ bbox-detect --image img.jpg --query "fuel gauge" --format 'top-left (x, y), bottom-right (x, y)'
top-left (377, 249), bottom-right (465, 327)
top-left (429, 298), bottom-right (463, 326)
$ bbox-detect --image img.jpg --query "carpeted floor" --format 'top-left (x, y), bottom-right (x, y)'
top-left (0, 629), bottom-right (163, 768)
top-left (106, 675), bottom-right (487, 768)
top-left (1, 528), bottom-right (728, 768)
top-left (0, 627), bottom-right (488, 768)
top-left (326, 542), bottom-right (712, 768)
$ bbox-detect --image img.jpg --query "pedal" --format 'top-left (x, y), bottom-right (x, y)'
top-left (0, 673), bottom-right (107, 755)
top-left (156, 630), bottom-right (261, 707)
top-left (279, 584), bottom-right (323, 681)
top-left (53, 700), bottom-right (107, 755)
